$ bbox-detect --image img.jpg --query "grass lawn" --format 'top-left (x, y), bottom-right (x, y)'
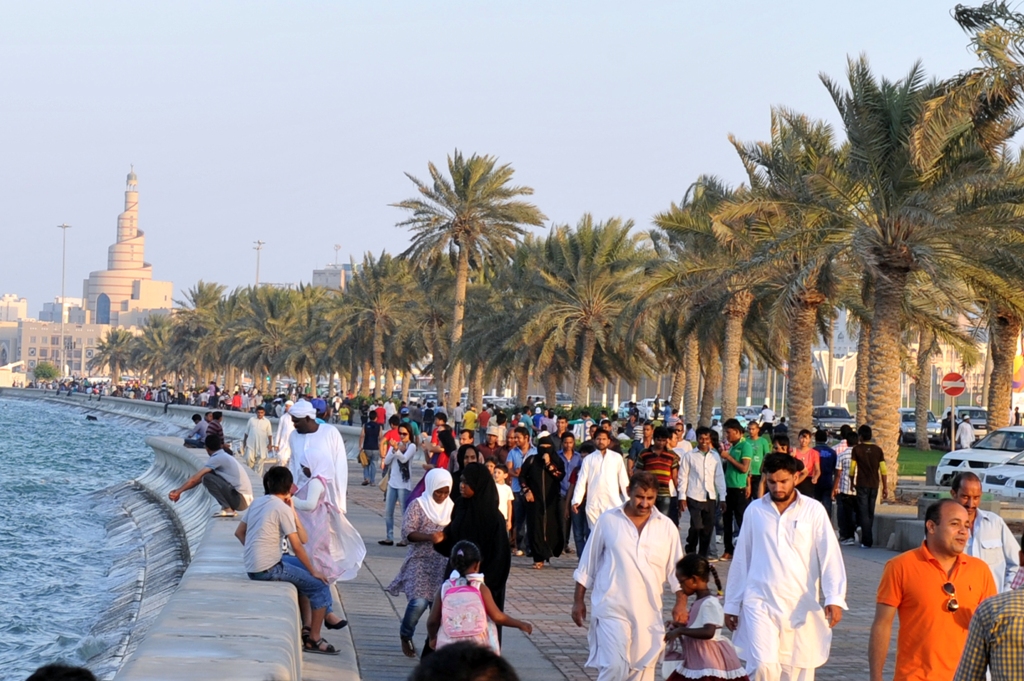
top-left (897, 446), bottom-right (945, 476)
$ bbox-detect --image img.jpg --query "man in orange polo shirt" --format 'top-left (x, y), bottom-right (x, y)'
top-left (868, 499), bottom-right (996, 681)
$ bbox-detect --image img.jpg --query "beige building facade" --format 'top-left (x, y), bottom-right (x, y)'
top-left (0, 320), bottom-right (112, 377)
top-left (82, 168), bottom-right (173, 326)
top-left (0, 294), bottom-right (28, 322)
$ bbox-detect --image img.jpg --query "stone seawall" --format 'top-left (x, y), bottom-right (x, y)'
top-left (0, 388), bottom-right (332, 680)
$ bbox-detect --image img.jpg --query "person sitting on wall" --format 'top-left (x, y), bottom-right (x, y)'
top-left (235, 465), bottom-right (347, 655)
top-left (183, 413), bottom-right (208, 448)
top-left (168, 433), bottom-right (254, 517)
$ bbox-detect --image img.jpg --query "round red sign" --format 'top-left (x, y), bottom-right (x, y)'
top-left (941, 372), bottom-right (966, 397)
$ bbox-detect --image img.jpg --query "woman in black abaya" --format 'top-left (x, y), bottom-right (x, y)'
top-left (520, 436), bottom-right (565, 569)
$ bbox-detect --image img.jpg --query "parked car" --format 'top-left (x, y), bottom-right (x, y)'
top-left (898, 408), bottom-right (941, 446)
top-left (617, 400), bottom-right (636, 419)
top-left (712, 407), bottom-right (748, 428)
top-left (981, 449), bottom-right (1024, 497)
top-left (555, 392), bottom-right (574, 408)
top-left (936, 426), bottom-right (1024, 486)
top-left (956, 406), bottom-right (989, 439)
top-left (811, 406), bottom-right (857, 437)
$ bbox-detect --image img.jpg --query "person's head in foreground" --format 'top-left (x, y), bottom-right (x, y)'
top-left (263, 465), bottom-right (294, 497)
top-left (761, 452), bottom-right (804, 504)
top-left (26, 665), bottom-right (96, 681)
top-left (625, 472), bottom-right (659, 518)
top-left (925, 498), bottom-right (970, 559)
top-left (408, 641), bottom-right (520, 681)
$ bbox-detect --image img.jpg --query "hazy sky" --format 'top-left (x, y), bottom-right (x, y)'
top-left (0, 1), bottom-right (984, 314)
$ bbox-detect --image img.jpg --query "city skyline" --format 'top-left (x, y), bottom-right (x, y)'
top-left (0, 1), bottom-right (985, 311)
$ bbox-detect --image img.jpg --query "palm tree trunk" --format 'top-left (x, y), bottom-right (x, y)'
top-left (516, 372), bottom-right (529, 407)
top-left (384, 369), bottom-right (396, 400)
top-left (670, 364), bottom-right (685, 415)
top-left (684, 334), bottom-right (700, 426)
top-left (988, 308), bottom-right (1021, 431)
top-left (866, 269), bottom-right (909, 497)
top-left (359, 359), bottom-right (371, 396)
top-left (544, 372), bottom-right (558, 408)
top-left (574, 330), bottom-right (598, 407)
top-left (401, 370), bottom-right (411, 403)
top-left (914, 327), bottom-right (934, 451)
top-left (470, 363), bottom-right (484, 409)
top-left (856, 320), bottom-right (871, 423)
top-left (787, 297), bottom-right (821, 434)
top-left (721, 291), bottom-right (753, 420)
top-left (447, 248), bottom-right (470, 403)
top-left (372, 324), bottom-right (385, 399)
top-left (699, 346), bottom-right (720, 428)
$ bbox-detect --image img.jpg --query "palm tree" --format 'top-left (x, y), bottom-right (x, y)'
top-left (653, 177), bottom-right (756, 422)
top-left (818, 56), bottom-right (1024, 488)
top-left (521, 216), bottom-right (647, 406)
top-left (172, 281), bottom-right (226, 386)
top-left (330, 253), bottom-right (411, 398)
top-left (723, 109), bottom-right (849, 433)
top-left (131, 314), bottom-right (176, 384)
top-left (393, 150), bottom-right (546, 403)
top-left (89, 328), bottom-right (135, 380)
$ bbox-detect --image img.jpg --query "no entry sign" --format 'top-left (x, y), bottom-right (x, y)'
top-left (941, 372), bottom-right (966, 397)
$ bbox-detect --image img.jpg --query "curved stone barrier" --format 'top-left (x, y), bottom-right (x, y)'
top-left (114, 436), bottom-right (302, 681)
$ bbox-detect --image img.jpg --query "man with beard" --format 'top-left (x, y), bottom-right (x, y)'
top-left (724, 453), bottom-right (847, 681)
top-left (572, 472), bottom-right (685, 681)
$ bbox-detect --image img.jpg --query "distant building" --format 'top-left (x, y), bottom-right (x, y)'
top-left (82, 168), bottom-right (173, 326)
top-left (0, 319), bottom-right (111, 377)
top-left (38, 296), bottom-right (88, 324)
top-left (312, 263), bottom-right (352, 291)
top-left (0, 294), bottom-right (28, 322)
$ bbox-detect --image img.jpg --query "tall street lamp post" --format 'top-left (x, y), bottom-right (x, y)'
top-left (57, 223), bottom-right (71, 377)
top-left (254, 240), bottom-right (266, 286)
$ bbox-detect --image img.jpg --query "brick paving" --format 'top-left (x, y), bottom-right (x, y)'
top-left (344, 463), bottom-right (898, 680)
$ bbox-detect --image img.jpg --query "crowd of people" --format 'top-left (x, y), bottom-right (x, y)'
top-left (31, 387), bottom-right (1024, 681)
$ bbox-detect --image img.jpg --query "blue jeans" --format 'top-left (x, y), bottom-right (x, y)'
top-left (400, 597), bottom-right (431, 639)
top-left (384, 486), bottom-right (410, 541)
top-left (512, 491), bottom-right (528, 551)
top-left (570, 501), bottom-right (589, 556)
top-left (248, 555), bottom-right (334, 612)
top-left (363, 449), bottom-right (380, 484)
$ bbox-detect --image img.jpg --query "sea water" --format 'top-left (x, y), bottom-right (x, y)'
top-left (0, 397), bottom-right (155, 679)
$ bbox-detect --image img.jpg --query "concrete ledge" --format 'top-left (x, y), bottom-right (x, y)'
top-left (873, 513), bottom-right (917, 551)
top-left (113, 436), bottom-right (303, 680)
top-left (893, 519), bottom-right (926, 552)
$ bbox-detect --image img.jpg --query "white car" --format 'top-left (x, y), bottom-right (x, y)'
top-left (936, 426), bottom-right (1024, 486)
top-left (980, 450), bottom-right (1024, 497)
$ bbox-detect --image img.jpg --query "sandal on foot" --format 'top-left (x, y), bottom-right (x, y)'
top-left (396, 540), bottom-right (409, 547)
top-left (324, 618), bottom-right (348, 630)
top-left (304, 637), bottom-right (339, 655)
top-left (378, 539), bottom-right (394, 546)
top-left (401, 636), bottom-right (417, 658)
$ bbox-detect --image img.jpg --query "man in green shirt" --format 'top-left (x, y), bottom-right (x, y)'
top-left (720, 418), bottom-right (752, 561)
top-left (746, 420), bottom-right (771, 500)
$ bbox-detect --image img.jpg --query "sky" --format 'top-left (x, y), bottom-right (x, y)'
top-left (0, 1), bottom-right (987, 314)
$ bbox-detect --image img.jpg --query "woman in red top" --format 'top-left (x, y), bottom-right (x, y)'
top-left (791, 429), bottom-right (820, 497)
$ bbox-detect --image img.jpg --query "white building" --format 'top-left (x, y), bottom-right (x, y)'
top-left (0, 294), bottom-right (28, 322)
top-left (38, 297), bottom-right (87, 324)
top-left (312, 263), bottom-right (352, 291)
top-left (82, 168), bottom-right (173, 326)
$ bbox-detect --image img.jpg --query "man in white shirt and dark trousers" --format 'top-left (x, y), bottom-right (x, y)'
top-left (678, 426), bottom-right (726, 557)
top-left (571, 429), bottom-right (630, 527)
top-left (950, 471), bottom-right (1021, 591)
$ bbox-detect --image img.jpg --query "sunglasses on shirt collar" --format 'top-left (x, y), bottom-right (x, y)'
top-left (943, 582), bottom-right (959, 612)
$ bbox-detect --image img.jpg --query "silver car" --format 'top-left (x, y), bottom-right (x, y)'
top-left (898, 408), bottom-right (941, 446)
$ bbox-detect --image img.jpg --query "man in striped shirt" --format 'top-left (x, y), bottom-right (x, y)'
top-left (634, 426), bottom-right (680, 523)
top-left (832, 432), bottom-right (858, 545)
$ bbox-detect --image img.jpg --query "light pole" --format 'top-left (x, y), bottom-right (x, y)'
top-left (334, 244), bottom-right (341, 265)
top-left (253, 240), bottom-right (266, 286)
top-left (57, 223), bottom-right (71, 377)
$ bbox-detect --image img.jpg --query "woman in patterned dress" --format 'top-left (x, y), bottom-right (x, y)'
top-left (386, 468), bottom-right (454, 658)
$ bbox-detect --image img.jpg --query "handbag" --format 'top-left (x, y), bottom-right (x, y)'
top-left (358, 450), bottom-right (370, 467)
top-left (378, 468), bottom-right (390, 492)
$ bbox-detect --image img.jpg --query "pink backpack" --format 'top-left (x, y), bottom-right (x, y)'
top-left (436, 577), bottom-right (489, 649)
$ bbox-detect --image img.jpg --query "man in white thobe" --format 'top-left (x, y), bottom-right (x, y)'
top-left (243, 405), bottom-right (273, 471)
top-left (288, 400), bottom-right (350, 513)
top-left (951, 471), bottom-right (1021, 591)
top-left (272, 399), bottom-right (296, 468)
top-left (724, 453), bottom-right (847, 681)
top-left (571, 429), bottom-right (630, 527)
top-left (957, 416), bottom-right (976, 449)
top-left (573, 471), bottom-right (686, 681)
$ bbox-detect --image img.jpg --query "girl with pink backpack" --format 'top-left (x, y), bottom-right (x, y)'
top-left (426, 541), bottom-right (533, 654)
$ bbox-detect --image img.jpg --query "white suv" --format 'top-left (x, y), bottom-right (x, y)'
top-left (936, 426), bottom-right (1024, 486)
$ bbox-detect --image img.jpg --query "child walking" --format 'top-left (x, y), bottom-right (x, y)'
top-left (663, 554), bottom-right (749, 681)
top-left (426, 540), bottom-right (532, 654)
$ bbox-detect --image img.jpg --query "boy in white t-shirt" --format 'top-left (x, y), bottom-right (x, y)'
top-left (493, 465), bottom-right (514, 532)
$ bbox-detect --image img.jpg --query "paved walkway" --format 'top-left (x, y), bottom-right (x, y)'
top-left (327, 463), bottom-right (897, 680)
